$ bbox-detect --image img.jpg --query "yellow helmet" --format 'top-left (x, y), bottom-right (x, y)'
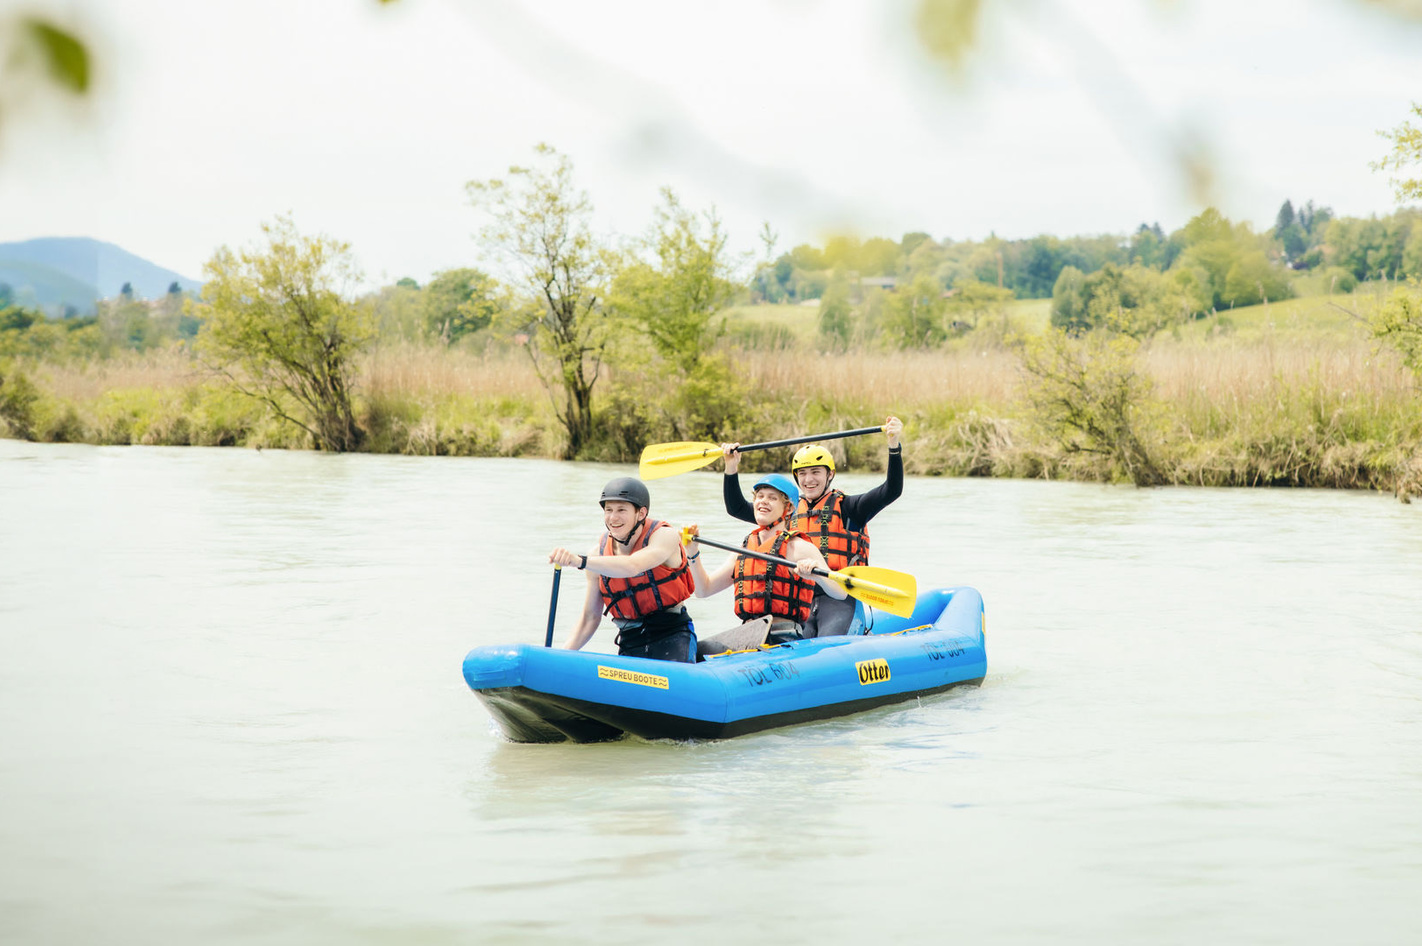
top-left (791, 445), bottom-right (836, 473)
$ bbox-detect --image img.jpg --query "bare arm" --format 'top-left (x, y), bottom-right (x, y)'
top-left (684, 526), bottom-right (736, 596)
top-left (563, 567), bottom-right (606, 651)
top-left (790, 538), bottom-right (848, 599)
top-left (549, 525), bottom-right (680, 578)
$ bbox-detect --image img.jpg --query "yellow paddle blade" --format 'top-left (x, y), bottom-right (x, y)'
top-left (638, 441), bottom-right (722, 480)
top-left (827, 565), bottom-right (918, 618)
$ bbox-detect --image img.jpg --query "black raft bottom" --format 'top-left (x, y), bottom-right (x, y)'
top-left (475, 678), bottom-right (985, 744)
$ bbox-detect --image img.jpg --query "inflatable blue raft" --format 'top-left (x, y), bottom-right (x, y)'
top-left (462, 586), bottom-right (987, 743)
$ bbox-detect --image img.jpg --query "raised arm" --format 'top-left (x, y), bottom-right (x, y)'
top-left (721, 443), bottom-right (756, 524)
top-left (842, 417), bottom-right (904, 527)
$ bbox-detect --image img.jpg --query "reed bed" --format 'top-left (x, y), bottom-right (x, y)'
top-left (360, 343), bottom-right (545, 401)
top-left (4, 325), bottom-right (1419, 494)
top-left (28, 347), bottom-right (207, 403)
top-left (736, 347), bottom-right (1021, 408)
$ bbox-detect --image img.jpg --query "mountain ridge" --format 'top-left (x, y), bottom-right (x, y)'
top-left (0, 237), bottom-right (202, 315)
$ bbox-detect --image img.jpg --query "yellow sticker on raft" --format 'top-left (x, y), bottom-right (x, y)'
top-left (855, 658), bottom-right (891, 685)
top-left (597, 665), bottom-right (670, 689)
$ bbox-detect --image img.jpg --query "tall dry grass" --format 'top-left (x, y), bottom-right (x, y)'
top-left (737, 347), bottom-right (1020, 407)
top-left (6, 328), bottom-right (1418, 493)
top-left (28, 336), bottom-right (1412, 424)
top-left (360, 343), bottom-right (546, 400)
top-left (28, 347), bottom-right (208, 402)
top-left (1144, 337), bottom-right (1414, 409)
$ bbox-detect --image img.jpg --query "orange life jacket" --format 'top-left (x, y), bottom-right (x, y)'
top-left (598, 519), bottom-right (696, 621)
top-left (793, 489), bottom-right (868, 571)
top-left (733, 527), bottom-right (816, 625)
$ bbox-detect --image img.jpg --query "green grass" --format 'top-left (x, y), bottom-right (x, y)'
top-left (721, 302), bottom-right (821, 343)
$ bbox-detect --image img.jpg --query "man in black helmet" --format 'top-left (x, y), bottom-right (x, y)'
top-left (548, 476), bottom-right (699, 662)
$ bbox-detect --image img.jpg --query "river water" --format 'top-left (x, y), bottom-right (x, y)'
top-left (1, 439), bottom-right (1419, 944)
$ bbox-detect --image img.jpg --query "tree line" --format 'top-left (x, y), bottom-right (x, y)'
top-left (4, 142), bottom-right (1422, 466)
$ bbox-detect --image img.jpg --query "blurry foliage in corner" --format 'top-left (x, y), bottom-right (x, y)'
top-left (3, 17), bottom-right (90, 94)
top-left (913, 0), bottom-right (982, 76)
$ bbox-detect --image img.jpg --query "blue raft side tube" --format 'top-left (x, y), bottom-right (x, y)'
top-left (461, 586), bottom-right (986, 742)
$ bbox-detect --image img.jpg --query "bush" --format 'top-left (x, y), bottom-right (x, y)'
top-left (1015, 328), bottom-right (1165, 486)
top-left (0, 362), bottom-right (39, 439)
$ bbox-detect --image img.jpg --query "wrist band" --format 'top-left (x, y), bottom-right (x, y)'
top-left (578, 554), bottom-right (587, 570)
top-left (888, 445), bottom-right (901, 453)
top-left (688, 551), bottom-right (700, 562)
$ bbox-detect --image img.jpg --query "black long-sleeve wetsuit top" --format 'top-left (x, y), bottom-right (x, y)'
top-left (722, 448), bottom-right (904, 533)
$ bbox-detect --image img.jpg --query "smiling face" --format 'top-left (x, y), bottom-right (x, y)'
top-left (752, 487), bottom-right (790, 527)
top-left (602, 499), bottom-right (646, 543)
top-left (793, 465), bottom-right (831, 502)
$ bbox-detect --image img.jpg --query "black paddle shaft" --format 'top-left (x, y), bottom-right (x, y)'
top-left (689, 535), bottom-right (832, 580)
top-left (737, 426), bottom-right (883, 453)
top-left (544, 566), bottom-right (562, 647)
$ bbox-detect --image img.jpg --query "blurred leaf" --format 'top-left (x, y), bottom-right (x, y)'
top-left (914, 0), bottom-right (982, 74)
top-left (1174, 133), bottom-right (1217, 208)
top-left (23, 19), bottom-right (89, 93)
top-left (1359, 0), bottom-right (1422, 22)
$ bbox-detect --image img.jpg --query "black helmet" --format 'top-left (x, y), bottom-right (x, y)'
top-left (599, 476), bottom-right (650, 509)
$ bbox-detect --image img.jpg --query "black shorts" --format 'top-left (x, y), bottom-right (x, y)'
top-left (614, 608), bottom-right (697, 663)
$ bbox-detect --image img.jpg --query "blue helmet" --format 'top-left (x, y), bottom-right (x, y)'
top-left (751, 473), bottom-right (800, 510)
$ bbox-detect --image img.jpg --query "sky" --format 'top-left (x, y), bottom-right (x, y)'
top-left (1, 0), bottom-right (1419, 287)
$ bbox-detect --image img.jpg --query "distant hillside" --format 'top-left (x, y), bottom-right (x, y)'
top-left (0, 237), bottom-right (201, 316)
top-left (0, 259), bottom-right (101, 315)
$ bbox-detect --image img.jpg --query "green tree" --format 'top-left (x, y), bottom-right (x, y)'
top-left (901, 232), bottom-right (932, 257)
top-left (882, 274), bottom-right (948, 348)
top-left (468, 144), bottom-right (610, 458)
top-left (1016, 328), bottom-right (1164, 487)
top-left (822, 234), bottom-right (861, 272)
top-left (195, 216), bottom-right (372, 452)
top-left (611, 189), bottom-right (735, 375)
top-left (606, 190), bottom-right (744, 442)
top-left (857, 237), bottom-right (902, 276)
top-left (788, 243), bottom-right (828, 271)
top-left (0, 362), bottom-right (40, 440)
top-left (1050, 265), bottom-right (1089, 333)
top-left (1372, 102), bottom-right (1422, 204)
top-left (1222, 249), bottom-right (1290, 306)
top-left (367, 281), bottom-right (425, 343)
top-left (1174, 207), bottom-right (1289, 309)
top-left (1369, 281), bottom-right (1422, 384)
top-left (818, 274), bottom-right (853, 348)
top-left (98, 292), bottom-right (154, 352)
top-left (946, 280), bottom-right (1014, 332)
top-left (424, 267), bottom-right (500, 344)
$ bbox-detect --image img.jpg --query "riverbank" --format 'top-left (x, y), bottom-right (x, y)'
top-left (3, 312), bottom-right (1419, 497)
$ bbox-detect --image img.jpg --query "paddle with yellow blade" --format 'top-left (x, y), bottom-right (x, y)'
top-left (639, 425), bottom-right (884, 480)
top-left (681, 529), bottom-right (918, 618)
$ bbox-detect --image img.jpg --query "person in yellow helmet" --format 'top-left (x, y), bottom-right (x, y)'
top-left (720, 416), bottom-right (903, 637)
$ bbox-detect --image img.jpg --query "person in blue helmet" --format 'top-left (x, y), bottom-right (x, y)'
top-left (720, 416), bottom-right (904, 637)
top-left (683, 473), bottom-right (846, 653)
